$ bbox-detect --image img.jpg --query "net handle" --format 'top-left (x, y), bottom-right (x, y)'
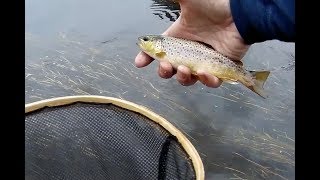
top-left (25, 95), bottom-right (205, 180)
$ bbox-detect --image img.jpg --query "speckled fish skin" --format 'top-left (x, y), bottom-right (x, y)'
top-left (137, 35), bottom-right (270, 98)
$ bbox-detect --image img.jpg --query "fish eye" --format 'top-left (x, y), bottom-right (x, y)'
top-left (142, 37), bottom-right (149, 41)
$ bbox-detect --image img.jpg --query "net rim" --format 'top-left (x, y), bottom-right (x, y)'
top-left (25, 95), bottom-right (205, 180)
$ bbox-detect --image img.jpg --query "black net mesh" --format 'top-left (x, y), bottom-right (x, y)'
top-left (25, 102), bottom-right (197, 180)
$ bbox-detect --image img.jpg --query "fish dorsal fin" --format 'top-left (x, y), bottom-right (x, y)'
top-left (234, 60), bottom-right (243, 66)
top-left (155, 51), bottom-right (166, 58)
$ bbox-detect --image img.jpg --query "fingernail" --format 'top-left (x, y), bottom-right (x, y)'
top-left (159, 63), bottom-right (166, 74)
top-left (178, 66), bottom-right (187, 80)
top-left (179, 73), bottom-right (186, 81)
top-left (160, 67), bottom-right (165, 75)
top-left (135, 57), bottom-right (142, 64)
top-left (197, 70), bottom-right (206, 79)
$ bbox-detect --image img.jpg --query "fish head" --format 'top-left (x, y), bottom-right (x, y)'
top-left (137, 35), bottom-right (164, 57)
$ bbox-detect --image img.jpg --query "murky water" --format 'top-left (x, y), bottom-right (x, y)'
top-left (25, 0), bottom-right (295, 179)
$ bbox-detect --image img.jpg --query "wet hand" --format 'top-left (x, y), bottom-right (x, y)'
top-left (135, 0), bottom-right (249, 88)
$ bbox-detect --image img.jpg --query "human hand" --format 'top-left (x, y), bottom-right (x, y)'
top-left (135, 0), bottom-right (249, 87)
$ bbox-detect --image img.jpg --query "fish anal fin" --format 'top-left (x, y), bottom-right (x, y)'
top-left (222, 79), bottom-right (239, 85)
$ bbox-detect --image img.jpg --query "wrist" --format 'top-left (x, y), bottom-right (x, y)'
top-left (229, 0), bottom-right (295, 44)
top-left (229, 0), bottom-right (250, 45)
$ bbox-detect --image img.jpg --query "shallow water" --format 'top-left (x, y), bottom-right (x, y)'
top-left (25, 0), bottom-right (295, 179)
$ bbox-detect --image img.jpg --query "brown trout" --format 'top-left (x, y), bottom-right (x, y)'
top-left (137, 35), bottom-right (270, 98)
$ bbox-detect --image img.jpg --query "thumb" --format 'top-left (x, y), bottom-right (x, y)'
top-left (161, 17), bottom-right (202, 42)
top-left (162, 17), bottom-right (182, 37)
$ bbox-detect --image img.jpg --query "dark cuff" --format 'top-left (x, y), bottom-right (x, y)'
top-left (230, 0), bottom-right (295, 45)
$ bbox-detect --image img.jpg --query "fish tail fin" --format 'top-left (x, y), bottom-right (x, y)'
top-left (247, 70), bottom-right (270, 98)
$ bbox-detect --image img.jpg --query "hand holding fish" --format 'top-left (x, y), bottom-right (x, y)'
top-left (135, 0), bottom-right (249, 88)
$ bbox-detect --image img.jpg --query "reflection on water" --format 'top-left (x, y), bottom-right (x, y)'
top-left (150, 0), bottom-right (180, 22)
top-left (25, 0), bottom-right (295, 179)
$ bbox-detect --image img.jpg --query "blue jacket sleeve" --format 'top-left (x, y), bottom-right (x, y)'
top-left (230, 0), bottom-right (295, 45)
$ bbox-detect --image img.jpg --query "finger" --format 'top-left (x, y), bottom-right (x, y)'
top-left (135, 51), bottom-right (154, 68)
top-left (176, 65), bottom-right (197, 86)
top-left (162, 18), bottom-right (205, 51)
top-left (197, 70), bottom-right (222, 88)
top-left (158, 61), bottom-right (175, 79)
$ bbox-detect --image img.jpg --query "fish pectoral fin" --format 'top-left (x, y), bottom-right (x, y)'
top-left (155, 51), bottom-right (166, 58)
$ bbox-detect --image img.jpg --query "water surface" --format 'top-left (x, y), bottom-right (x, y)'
top-left (25, 0), bottom-right (295, 179)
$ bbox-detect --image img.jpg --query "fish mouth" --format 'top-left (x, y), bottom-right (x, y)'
top-left (136, 40), bottom-right (144, 49)
top-left (137, 37), bottom-right (147, 49)
top-left (137, 35), bottom-right (159, 53)
top-left (137, 36), bottom-right (143, 43)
